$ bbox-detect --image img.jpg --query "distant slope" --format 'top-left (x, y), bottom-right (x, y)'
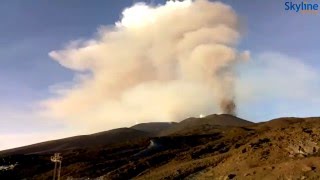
top-left (160, 114), bottom-right (254, 135)
top-left (182, 114), bottom-right (253, 127)
top-left (0, 128), bottom-right (150, 156)
top-left (131, 122), bottom-right (176, 135)
top-left (258, 117), bottom-right (320, 128)
top-left (0, 114), bottom-right (252, 155)
top-left (2, 116), bottom-right (320, 179)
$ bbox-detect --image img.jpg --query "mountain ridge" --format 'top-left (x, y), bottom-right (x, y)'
top-left (0, 114), bottom-right (253, 155)
top-left (2, 115), bottom-right (320, 179)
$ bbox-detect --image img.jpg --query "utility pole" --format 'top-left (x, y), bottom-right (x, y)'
top-left (51, 153), bottom-right (62, 180)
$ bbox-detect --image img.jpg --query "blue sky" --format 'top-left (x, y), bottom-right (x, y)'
top-left (0, 0), bottom-right (320, 150)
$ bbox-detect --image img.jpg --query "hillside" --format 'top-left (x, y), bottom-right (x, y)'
top-left (131, 122), bottom-right (176, 135)
top-left (160, 114), bottom-right (253, 136)
top-left (1, 115), bottom-right (320, 179)
top-left (0, 128), bottom-right (150, 156)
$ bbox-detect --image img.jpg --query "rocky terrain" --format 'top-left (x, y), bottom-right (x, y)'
top-left (1, 114), bottom-right (320, 179)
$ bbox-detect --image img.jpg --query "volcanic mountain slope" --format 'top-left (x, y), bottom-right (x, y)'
top-left (0, 128), bottom-right (151, 156)
top-left (1, 115), bottom-right (320, 179)
top-left (160, 114), bottom-right (254, 136)
top-left (131, 122), bottom-right (176, 135)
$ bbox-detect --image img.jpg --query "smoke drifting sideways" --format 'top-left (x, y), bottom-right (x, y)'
top-left (42, 0), bottom-right (249, 132)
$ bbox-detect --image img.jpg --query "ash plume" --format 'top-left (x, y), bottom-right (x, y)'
top-left (220, 98), bottom-right (236, 115)
top-left (42, 0), bottom-right (249, 132)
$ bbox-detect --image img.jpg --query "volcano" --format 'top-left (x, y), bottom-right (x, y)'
top-left (1, 115), bottom-right (320, 179)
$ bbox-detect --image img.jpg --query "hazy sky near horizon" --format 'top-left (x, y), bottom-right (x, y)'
top-left (1, 0), bottom-right (320, 150)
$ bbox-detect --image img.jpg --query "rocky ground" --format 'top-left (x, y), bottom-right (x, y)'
top-left (1, 115), bottom-right (320, 179)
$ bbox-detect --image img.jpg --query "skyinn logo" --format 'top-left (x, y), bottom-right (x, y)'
top-left (285, 1), bottom-right (319, 14)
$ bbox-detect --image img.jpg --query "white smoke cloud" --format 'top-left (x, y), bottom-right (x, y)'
top-left (42, 0), bottom-right (249, 132)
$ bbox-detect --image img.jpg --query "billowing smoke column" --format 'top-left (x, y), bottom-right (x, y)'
top-left (43, 0), bottom-right (249, 132)
top-left (220, 98), bottom-right (236, 115)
